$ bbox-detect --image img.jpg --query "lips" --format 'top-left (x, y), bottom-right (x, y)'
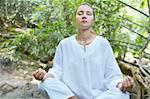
top-left (81, 20), bottom-right (87, 23)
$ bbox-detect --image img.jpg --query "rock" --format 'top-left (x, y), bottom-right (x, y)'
top-left (0, 79), bottom-right (45, 98)
top-left (0, 82), bottom-right (18, 95)
top-left (0, 59), bottom-right (45, 98)
top-left (0, 59), bottom-right (14, 74)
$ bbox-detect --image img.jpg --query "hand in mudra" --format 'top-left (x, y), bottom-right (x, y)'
top-left (117, 75), bottom-right (133, 92)
top-left (33, 69), bottom-right (47, 80)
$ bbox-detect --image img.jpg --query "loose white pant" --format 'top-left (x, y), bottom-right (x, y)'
top-left (95, 88), bottom-right (129, 99)
top-left (39, 78), bottom-right (129, 99)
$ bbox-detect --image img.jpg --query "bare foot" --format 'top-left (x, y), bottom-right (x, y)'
top-left (68, 96), bottom-right (79, 99)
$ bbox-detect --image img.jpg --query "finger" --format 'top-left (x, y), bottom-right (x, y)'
top-left (127, 76), bottom-right (133, 85)
top-left (127, 76), bottom-right (133, 87)
top-left (39, 73), bottom-right (44, 80)
top-left (125, 77), bottom-right (130, 87)
top-left (123, 76), bottom-right (133, 92)
top-left (36, 73), bottom-right (43, 80)
top-left (36, 71), bottom-right (42, 78)
top-left (126, 76), bottom-right (133, 92)
top-left (37, 70), bottom-right (46, 79)
top-left (122, 79), bottom-right (128, 91)
top-left (37, 74), bottom-right (42, 80)
top-left (33, 69), bottom-right (46, 80)
top-left (122, 84), bottom-right (126, 91)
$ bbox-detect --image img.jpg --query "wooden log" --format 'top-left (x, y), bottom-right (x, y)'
top-left (117, 60), bottom-right (150, 99)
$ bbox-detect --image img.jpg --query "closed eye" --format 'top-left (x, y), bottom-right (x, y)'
top-left (86, 11), bottom-right (92, 15)
top-left (78, 11), bottom-right (83, 15)
top-left (77, 11), bottom-right (92, 16)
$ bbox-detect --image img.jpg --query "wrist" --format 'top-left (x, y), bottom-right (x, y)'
top-left (43, 73), bottom-right (48, 80)
top-left (43, 73), bottom-right (54, 80)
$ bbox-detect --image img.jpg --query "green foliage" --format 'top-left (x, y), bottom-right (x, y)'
top-left (1, 0), bottom-right (149, 62)
top-left (117, 0), bottom-right (150, 59)
top-left (0, 0), bottom-right (34, 28)
top-left (8, 0), bottom-right (124, 62)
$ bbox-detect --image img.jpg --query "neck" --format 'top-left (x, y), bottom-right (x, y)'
top-left (76, 28), bottom-right (97, 46)
top-left (77, 28), bottom-right (95, 41)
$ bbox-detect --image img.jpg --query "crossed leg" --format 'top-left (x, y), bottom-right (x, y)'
top-left (95, 88), bottom-right (129, 99)
top-left (39, 78), bottom-right (129, 99)
top-left (38, 78), bottom-right (74, 99)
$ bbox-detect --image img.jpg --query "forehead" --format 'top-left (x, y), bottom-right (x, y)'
top-left (77, 5), bottom-right (93, 12)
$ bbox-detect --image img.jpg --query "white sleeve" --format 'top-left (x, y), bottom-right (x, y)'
top-left (104, 40), bottom-right (123, 89)
top-left (47, 41), bottom-right (63, 80)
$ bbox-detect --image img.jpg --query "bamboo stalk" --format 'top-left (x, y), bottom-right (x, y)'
top-left (120, 16), bottom-right (149, 30)
top-left (122, 25), bottom-right (148, 40)
top-left (117, 0), bottom-right (150, 18)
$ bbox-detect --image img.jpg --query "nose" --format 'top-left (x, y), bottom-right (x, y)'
top-left (82, 16), bottom-right (87, 19)
top-left (82, 14), bottom-right (87, 19)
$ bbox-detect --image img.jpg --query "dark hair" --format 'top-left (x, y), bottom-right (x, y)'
top-left (76, 3), bottom-right (95, 20)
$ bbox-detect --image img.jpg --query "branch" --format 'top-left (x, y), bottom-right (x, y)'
top-left (111, 43), bottom-right (150, 59)
top-left (117, 0), bottom-right (150, 18)
top-left (144, 52), bottom-right (150, 59)
top-left (138, 0), bottom-right (150, 62)
top-left (122, 25), bottom-right (148, 40)
top-left (120, 16), bottom-right (149, 30)
top-left (138, 35), bottom-right (150, 65)
top-left (139, 36), bottom-right (150, 59)
top-left (109, 39), bottom-right (143, 48)
top-left (112, 43), bottom-right (141, 51)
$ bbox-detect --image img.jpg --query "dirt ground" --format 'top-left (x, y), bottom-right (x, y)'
top-left (0, 59), bottom-right (46, 99)
top-left (0, 58), bottom-right (150, 99)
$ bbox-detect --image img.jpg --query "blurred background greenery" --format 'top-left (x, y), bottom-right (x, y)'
top-left (0, 0), bottom-right (149, 63)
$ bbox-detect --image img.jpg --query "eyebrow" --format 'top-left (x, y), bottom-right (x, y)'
top-left (78, 11), bottom-right (83, 13)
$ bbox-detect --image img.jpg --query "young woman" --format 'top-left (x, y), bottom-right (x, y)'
top-left (33, 3), bottom-right (132, 99)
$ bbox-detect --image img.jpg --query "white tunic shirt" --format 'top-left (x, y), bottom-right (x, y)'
top-left (48, 35), bottom-right (123, 99)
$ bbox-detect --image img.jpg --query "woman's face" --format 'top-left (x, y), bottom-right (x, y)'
top-left (75, 5), bottom-right (94, 30)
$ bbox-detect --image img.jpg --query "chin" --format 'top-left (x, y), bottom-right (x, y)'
top-left (80, 26), bottom-right (91, 30)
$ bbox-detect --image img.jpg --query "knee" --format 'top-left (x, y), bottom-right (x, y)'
top-left (38, 79), bottom-right (53, 98)
top-left (38, 82), bottom-right (46, 92)
top-left (38, 78), bottom-right (53, 91)
top-left (109, 88), bottom-right (129, 98)
top-left (96, 88), bottom-right (129, 99)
